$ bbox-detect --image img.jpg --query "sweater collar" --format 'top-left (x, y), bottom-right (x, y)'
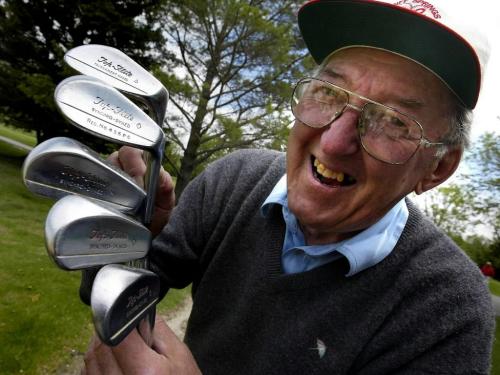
top-left (261, 175), bottom-right (409, 276)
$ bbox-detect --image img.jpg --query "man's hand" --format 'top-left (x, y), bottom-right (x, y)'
top-left (82, 317), bottom-right (202, 374)
top-left (108, 146), bottom-right (175, 236)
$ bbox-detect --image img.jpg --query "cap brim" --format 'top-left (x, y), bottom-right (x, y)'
top-left (298, 0), bottom-right (480, 108)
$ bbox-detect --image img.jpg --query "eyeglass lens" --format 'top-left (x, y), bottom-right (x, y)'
top-left (291, 78), bottom-right (423, 164)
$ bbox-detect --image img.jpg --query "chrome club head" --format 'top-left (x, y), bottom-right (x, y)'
top-left (45, 195), bottom-right (151, 270)
top-left (22, 137), bottom-right (145, 215)
top-left (54, 75), bottom-right (164, 150)
top-left (64, 44), bottom-right (168, 125)
top-left (54, 75), bottom-right (165, 224)
top-left (91, 264), bottom-right (160, 346)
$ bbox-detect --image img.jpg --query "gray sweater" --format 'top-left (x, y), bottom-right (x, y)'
top-left (150, 149), bottom-right (495, 374)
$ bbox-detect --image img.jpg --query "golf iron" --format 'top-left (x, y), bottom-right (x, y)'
top-left (91, 263), bottom-right (160, 347)
top-left (64, 44), bottom-right (168, 126)
top-left (23, 136), bottom-right (146, 215)
top-left (45, 195), bottom-right (151, 270)
top-left (63, 44), bottom-right (170, 226)
top-left (54, 75), bottom-right (166, 226)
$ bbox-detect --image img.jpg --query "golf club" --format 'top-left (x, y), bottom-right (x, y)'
top-left (45, 195), bottom-right (151, 270)
top-left (54, 75), bottom-right (165, 226)
top-left (91, 264), bottom-right (160, 347)
top-left (64, 44), bottom-right (168, 125)
top-left (63, 44), bottom-right (170, 227)
top-left (23, 136), bottom-right (146, 215)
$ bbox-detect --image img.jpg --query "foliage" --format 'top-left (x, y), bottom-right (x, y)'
top-left (462, 132), bottom-right (500, 240)
top-left (0, 0), bottom-right (166, 153)
top-left (490, 278), bottom-right (500, 297)
top-left (0, 0), bottom-right (313, 195)
top-left (422, 132), bottom-right (499, 240)
top-left (156, 0), bottom-right (310, 196)
top-left (421, 133), bottom-right (500, 272)
top-left (421, 184), bottom-right (479, 236)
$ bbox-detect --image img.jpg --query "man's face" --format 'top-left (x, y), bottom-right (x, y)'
top-left (287, 47), bottom-right (455, 244)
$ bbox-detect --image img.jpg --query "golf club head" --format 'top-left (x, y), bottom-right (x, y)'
top-left (45, 195), bottom-right (151, 270)
top-left (91, 264), bottom-right (160, 346)
top-left (54, 75), bottom-right (165, 151)
top-left (22, 137), bottom-right (146, 214)
top-left (64, 44), bottom-right (168, 125)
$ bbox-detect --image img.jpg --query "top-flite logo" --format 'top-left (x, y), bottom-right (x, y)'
top-left (394, 0), bottom-right (441, 19)
top-left (96, 56), bottom-right (133, 77)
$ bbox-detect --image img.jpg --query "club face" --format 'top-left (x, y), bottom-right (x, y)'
top-left (91, 264), bottom-right (160, 346)
top-left (64, 44), bottom-right (168, 125)
top-left (45, 195), bottom-right (151, 270)
top-left (23, 137), bottom-right (145, 214)
top-left (54, 75), bottom-right (164, 150)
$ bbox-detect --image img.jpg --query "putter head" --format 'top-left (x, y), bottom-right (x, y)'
top-left (45, 195), bottom-right (151, 270)
top-left (91, 264), bottom-right (160, 346)
top-left (64, 44), bottom-right (168, 125)
top-left (54, 75), bottom-right (165, 151)
top-left (22, 137), bottom-right (145, 214)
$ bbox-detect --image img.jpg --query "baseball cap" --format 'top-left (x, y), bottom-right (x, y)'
top-left (298, 0), bottom-right (490, 109)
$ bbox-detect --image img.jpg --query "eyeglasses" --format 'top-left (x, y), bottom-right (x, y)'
top-left (291, 77), bottom-right (444, 165)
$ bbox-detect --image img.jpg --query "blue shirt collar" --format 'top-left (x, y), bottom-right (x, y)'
top-left (261, 175), bottom-right (408, 276)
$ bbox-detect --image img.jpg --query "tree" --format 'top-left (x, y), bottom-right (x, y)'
top-left (155, 0), bottom-right (309, 196)
top-left (463, 132), bottom-right (500, 240)
top-left (0, 0), bottom-right (166, 151)
top-left (422, 132), bottom-right (499, 240)
top-left (421, 184), bottom-right (480, 236)
top-left (421, 132), bottom-right (500, 269)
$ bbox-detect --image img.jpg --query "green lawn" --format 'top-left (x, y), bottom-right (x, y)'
top-left (0, 123), bottom-right (37, 147)
top-left (494, 317), bottom-right (500, 375)
top-left (0, 138), bottom-right (189, 374)
top-left (490, 278), bottom-right (500, 297)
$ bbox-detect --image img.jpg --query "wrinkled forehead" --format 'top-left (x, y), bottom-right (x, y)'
top-left (315, 47), bottom-right (458, 135)
top-left (318, 47), bottom-right (454, 101)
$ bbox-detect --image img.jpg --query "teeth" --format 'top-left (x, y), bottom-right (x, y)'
top-left (323, 169), bottom-right (335, 179)
top-left (314, 158), bottom-right (347, 183)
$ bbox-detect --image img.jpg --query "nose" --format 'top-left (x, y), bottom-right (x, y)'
top-left (319, 107), bottom-right (361, 156)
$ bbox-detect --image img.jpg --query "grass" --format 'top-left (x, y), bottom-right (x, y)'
top-left (494, 318), bottom-right (500, 375)
top-left (492, 279), bottom-right (500, 374)
top-left (0, 123), bottom-right (37, 147)
top-left (490, 278), bottom-right (500, 297)
top-left (0, 136), bottom-right (190, 374)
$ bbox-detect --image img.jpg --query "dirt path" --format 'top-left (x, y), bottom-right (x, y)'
top-left (56, 297), bottom-right (193, 374)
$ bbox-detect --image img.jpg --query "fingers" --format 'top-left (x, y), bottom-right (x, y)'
top-left (151, 316), bottom-right (183, 356)
top-left (152, 318), bottom-right (202, 375)
top-left (82, 335), bottom-right (122, 375)
top-left (82, 320), bottom-right (202, 375)
top-left (113, 147), bottom-right (148, 187)
top-left (111, 327), bottom-right (162, 374)
top-left (149, 167), bottom-right (175, 236)
top-left (107, 146), bottom-right (175, 236)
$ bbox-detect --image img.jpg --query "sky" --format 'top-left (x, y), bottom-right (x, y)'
top-left (459, 0), bottom-right (500, 139)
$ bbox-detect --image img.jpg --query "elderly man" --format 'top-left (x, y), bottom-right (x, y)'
top-left (82, 0), bottom-right (495, 374)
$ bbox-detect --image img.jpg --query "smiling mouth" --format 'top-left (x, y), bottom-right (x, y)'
top-left (311, 156), bottom-right (356, 187)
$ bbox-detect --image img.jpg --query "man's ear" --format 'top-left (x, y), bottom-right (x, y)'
top-left (414, 148), bottom-right (462, 195)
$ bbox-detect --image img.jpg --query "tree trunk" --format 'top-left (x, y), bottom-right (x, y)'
top-left (174, 65), bottom-right (218, 198)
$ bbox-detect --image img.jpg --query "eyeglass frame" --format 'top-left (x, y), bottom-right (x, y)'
top-left (290, 77), bottom-right (447, 165)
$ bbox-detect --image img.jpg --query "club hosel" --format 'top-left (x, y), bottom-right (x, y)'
top-left (149, 88), bottom-right (168, 126)
top-left (143, 136), bottom-right (166, 226)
